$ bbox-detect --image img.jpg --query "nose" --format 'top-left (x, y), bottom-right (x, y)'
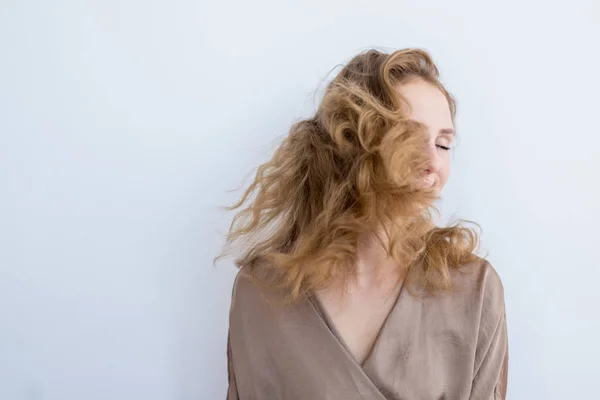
top-left (424, 144), bottom-right (441, 174)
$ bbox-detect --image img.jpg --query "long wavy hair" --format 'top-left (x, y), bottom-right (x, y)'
top-left (216, 47), bottom-right (479, 304)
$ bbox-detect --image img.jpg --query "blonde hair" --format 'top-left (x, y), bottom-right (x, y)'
top-left (216, 48), bottom-right (479, 303)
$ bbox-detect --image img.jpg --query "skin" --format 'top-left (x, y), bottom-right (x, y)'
top-left (314, 78), bottom-right (456, 365)
top-left (398, 78), bottom-right (455, 192)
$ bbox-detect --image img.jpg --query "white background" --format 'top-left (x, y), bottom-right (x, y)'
top-left (1, 1), bottom-right (599, 399)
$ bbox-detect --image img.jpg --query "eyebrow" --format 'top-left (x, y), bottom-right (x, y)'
top-left (439, 128), bottom-right (455, 136)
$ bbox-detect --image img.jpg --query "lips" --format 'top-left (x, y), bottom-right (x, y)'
top-left (417, 175), bottom-right (436, 189)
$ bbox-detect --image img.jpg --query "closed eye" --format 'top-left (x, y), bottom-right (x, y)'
top-left (436, 144), bottom-right (451, 151)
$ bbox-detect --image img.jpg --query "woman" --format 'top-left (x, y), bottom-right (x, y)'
top-left (219, 48), bottom-right (508, 399)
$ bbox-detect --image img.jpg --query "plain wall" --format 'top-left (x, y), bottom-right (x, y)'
top-left (1, 1), bottom-right (599, 399)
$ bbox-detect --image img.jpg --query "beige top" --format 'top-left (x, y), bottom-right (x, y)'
top-left (226, 259), bottom-right (508, 399)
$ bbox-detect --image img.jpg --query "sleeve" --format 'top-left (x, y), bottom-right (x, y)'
top-left (469, 264), bottom-right (509, 400)
top-left (226, 329), bottom-right (240, 400)
top-left (226, 268), bottom-right (246, 400)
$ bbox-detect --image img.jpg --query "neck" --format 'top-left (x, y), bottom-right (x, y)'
top-left (352, 229), bottom-right (402, 288)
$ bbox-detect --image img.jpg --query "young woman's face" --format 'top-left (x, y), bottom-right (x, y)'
top-left (396, 78), bottom-right (455, 194)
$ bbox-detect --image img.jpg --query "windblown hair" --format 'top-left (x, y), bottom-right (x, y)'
top-left (216, 47), bottom-right (479, 304)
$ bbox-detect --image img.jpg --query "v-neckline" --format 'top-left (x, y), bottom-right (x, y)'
top-left (305, 276), bottom-right (407, 369)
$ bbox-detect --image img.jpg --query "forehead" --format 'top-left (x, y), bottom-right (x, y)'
top-left (395, 79), bottom-right (453, 129)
